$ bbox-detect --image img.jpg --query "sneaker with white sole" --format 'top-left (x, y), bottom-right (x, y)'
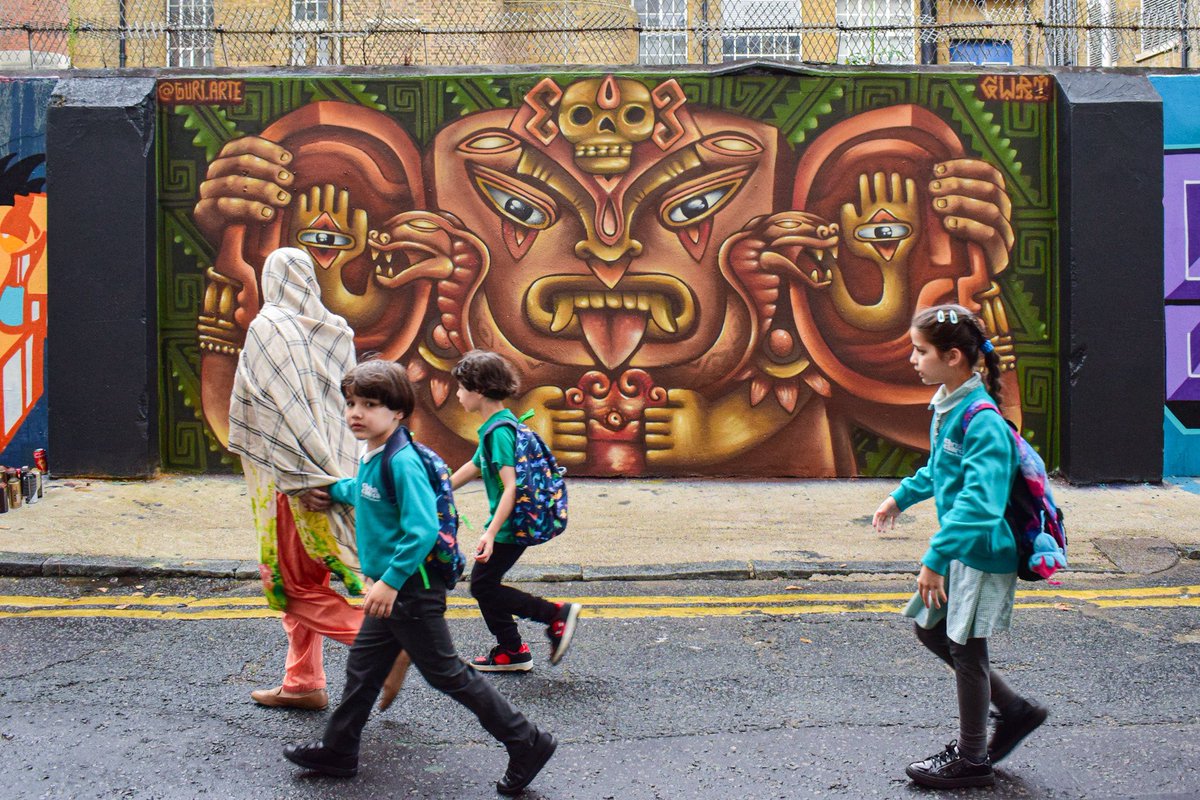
top-left (546, 602), bottom-right (581, 665)
top-left (471, 644), bottom-right (533, 672)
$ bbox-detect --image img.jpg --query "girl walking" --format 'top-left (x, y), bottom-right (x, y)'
top-left (873, 304), bottom-right (1048, 789)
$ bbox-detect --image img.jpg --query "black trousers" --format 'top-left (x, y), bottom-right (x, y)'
top-left (323, 570), bottom-right (539, 757)
top-left (470, 542), bottom-right (559, 651)
top-left (915, 620), bottom-right (1024, 761)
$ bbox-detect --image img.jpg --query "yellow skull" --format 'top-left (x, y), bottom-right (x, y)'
top-left (558, 77), bottom-right (655, 175)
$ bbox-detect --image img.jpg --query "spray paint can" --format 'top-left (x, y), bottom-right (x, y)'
top-left (0, 474), bottom-right (8, 513)
top-left (21, 467), bottom-right (35, 504)
top-left (7, 470), bottom-right (21, 509)
top-left (33, 448), bottom-right (47, 474)
top-left (33, 468), bottom-right (43, 499)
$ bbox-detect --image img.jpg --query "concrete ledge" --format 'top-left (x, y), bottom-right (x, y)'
top-left (0, 552), bottom-right (1120, 581)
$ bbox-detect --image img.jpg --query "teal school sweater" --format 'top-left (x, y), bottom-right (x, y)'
top-left (890, 383), bottom-right (1019, 576)
top-left (330, 442), bottom-right (439, 590)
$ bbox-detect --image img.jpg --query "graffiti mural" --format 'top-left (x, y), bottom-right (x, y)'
top-left (0, 78), bottom-right (51, 463)
top-left (157, 72), bottom-right (1059, 476)
top-left (1152, 74), bottom-right (1200, 475)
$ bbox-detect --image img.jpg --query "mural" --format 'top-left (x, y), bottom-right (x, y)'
top-left (1152, 74), bottom-right (1200, 476)
top-left (157, 72), bottom-right (1059, 476)
top-left (0, 78), bottom-right (51, 464)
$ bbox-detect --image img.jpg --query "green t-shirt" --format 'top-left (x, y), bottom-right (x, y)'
top-left (472, 408), bottom-right (519, 544)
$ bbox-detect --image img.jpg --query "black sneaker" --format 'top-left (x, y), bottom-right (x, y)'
top-left (283, 740), bottom-right (358, 778)
top-left (497, 729), bottom-right (557, 796)
top-left (470, 643), bottom-right (533, 672)
top-left (546, 602), bottom-right (581, 665)
top-left (989, 700), bottom-right (1049, 763)
top-left (905, 741), bottom-right (994, 789)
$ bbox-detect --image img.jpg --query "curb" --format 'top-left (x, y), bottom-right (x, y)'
top-left (0, 551), bottom-right (1123, 582)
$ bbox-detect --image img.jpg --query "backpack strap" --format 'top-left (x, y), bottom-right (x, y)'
top-left (960, 399), bottom-right (1001, 433)
top-left (379, 425), bottom-right (413, 504)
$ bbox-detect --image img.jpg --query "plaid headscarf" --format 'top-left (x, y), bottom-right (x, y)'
top-left (228, 247), bottom-right (360, 578)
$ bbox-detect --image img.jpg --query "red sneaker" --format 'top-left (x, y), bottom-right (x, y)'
top-left (470, 644), bottom-right (533, 672)
top-left (546, 602), bottom-right (582, 665)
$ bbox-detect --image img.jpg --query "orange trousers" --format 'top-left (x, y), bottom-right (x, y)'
top-left (274, 493), bottom-right (364, 692)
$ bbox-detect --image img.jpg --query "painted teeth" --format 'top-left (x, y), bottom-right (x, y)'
top-left (549, 292), bottom-right (679, 334)
top-left (648, 295), bottom-right (676, 334)
top-left (574, 145), bottom-right (635, 157)
top-left (550, 296), bottom-right (575, 332)
top-left (374, 264), bottom-right (398, 279)
top-left (824, 269), bottom-right (832, 281)
top-left (811, 270), bottom-right (820, 283)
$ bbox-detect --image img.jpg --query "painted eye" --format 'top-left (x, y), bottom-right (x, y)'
top-left (854, 223), bottom-right (912, 241)
top-left (666, 185), bottom-right (733, 224)
top-left (483, 184), bottom-right (550, 228)
top-left (297, 230), bottom-right (354, 248)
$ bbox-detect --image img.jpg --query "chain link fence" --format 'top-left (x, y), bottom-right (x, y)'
top-left (2, 0), bottom-right (1196, 69)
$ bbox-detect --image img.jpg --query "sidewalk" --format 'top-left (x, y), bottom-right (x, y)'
top-left (0, 475), bottom-right (1197, 581)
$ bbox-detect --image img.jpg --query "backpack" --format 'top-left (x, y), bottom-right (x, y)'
top-left (379, 426), bottom-right (466, 589)
top-left (481, 410), bottom-right (568, 545)
top-left (961, 401), bottom-right (1067, 582)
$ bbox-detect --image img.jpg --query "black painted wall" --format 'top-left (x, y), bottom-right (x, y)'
top-left (1057, 72), bottom-right (1164, 483)
top-left (46, 77), bottom-right (158, 477)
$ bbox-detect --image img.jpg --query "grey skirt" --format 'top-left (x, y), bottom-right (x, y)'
top-left (903, 560), bottom-right (1017, 645)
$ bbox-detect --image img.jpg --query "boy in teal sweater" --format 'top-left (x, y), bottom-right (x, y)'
top-left (283, 360), bottom-right (556, 796)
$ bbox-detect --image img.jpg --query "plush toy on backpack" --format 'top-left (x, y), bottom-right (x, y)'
top-left (962, 401), bottom-right (1067, 582)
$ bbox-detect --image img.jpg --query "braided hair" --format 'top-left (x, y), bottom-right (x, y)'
top-left (911, 304), bottom-right (1002, 402)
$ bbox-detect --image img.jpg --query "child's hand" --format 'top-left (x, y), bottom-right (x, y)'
top-left (301, 488), bottom-right (332, 512)
top-left (872, 496), bottom-right (900, 531)
top-left (917, 565), bottom-right (947, 609)
top-left (362, 579), bottom-right (398, 619)
top-left (475, 531), bottom-right (496, 563)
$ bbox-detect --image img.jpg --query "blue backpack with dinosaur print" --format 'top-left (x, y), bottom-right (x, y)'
top-left (481, 410), bottom-right (568, 545)
top-left (379, 426), bottom-right (466, 589)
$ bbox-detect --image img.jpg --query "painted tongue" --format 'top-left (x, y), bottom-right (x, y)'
top-left (577, 308), bottom-right (648, 369)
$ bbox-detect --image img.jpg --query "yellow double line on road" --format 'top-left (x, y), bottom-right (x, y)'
top-left (0, 584), bottom-right (1196, 621)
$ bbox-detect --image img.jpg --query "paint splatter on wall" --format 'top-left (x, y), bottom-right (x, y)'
top-left (158, 71), bottom-right (1059, 476)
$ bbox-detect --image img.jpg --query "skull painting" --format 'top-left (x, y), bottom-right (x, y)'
top-left (558, 77), bottom-right (655, 175)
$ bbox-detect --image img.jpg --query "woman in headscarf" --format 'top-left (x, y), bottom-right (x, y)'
top-left (228, 247), bottom-right (407, 710)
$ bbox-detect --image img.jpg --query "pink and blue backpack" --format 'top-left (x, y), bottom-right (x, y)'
top-left (962, 401), bottom-right (1068, 582)
top-left (482, 410), bottom-right (568, 545)
top-left (380, 426), bottom-right (466, 589)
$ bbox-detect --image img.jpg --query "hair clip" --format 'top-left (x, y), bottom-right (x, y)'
top-left (980, 339), bottom-right (995, 354)
top-left (935, 309), bottom-right (959, 324)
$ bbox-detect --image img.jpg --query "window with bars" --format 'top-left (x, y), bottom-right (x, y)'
top-left (1140, 0), bottom-right (1180, 52)
top-left (1087, 0), bottom-right (1116, 65)
top-left (166, 0), bottom-right (214, 67)
top-left (636, 0), bottom-right (688, 64)
top-left (291, 0), bottom-right (339, 65)
top-left (720, 0), bottom-right (803, 61)
top-left (835, 0), bottom-right (915, 64)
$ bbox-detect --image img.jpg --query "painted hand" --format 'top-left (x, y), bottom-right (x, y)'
top-left (518, 385), bottom-right (587, 467)
top-left (929, 159), bottom-right (1014, 277)
top-left (194, 135), bottom-right (295, 245)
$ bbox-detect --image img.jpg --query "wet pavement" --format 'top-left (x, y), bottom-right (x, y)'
top-left (1, 565), bottom-right (1198, 799)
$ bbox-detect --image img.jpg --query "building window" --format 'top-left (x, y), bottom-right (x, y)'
top-left (1141, 0), bottom-right (1180, 52)
top-left (636, 0), bottom-right (688, 64)
top-left (721, 0), bottom-right (803, 61)
top-left (166, 0), bottom-right (214, 67)
top-left (1087, 0), bottom-right (1116, 65)
top-left (291, 0), bottom-right (340, 65)
top-left (949, 38), bottom-right (1014, 65)
top-left (836, 0), bottom-right (914, 64)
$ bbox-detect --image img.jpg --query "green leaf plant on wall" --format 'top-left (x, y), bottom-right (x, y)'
top-left (156, 71), bottom-right (1059, 476)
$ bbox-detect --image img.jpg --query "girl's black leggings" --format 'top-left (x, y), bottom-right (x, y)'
top-left (914, 620), bottom-right (1024, 761)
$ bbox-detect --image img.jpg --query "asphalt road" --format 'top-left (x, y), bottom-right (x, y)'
top-left (1, 566), bottom-right (1198, 800)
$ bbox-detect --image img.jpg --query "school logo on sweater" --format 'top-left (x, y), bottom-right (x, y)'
top-left (942, 438), bottom-right (963, 455)
top-left (361, 483), bottom-right (381, 501)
